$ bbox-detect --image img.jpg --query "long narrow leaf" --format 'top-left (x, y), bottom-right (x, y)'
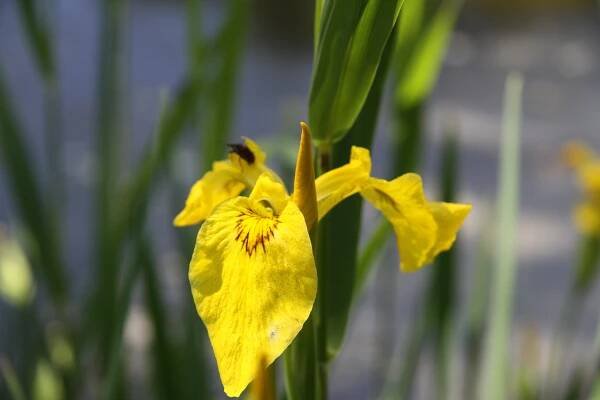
top-left (93, 0), bottom-right (127, 362)
top-left (429, 128), bottom-right (460, 399)
top-left (202, 0), bottom-right (248, 170)
top-left (321, 26), bottom-right (396, 359)
top-left (395, 0), bottom-right (462, 107)
top-left (0, 68), bottom-right (67, 305)
top-left (0, 358), bottom-right (26, 400)
top-left (15, 0), bottom-right (55, 82)
top-left (102, 246), bottom-right (145, 400)
top-left (478, 72), bottom-right (524, 400)
top-left (140, 237), bottom-right (181, 399)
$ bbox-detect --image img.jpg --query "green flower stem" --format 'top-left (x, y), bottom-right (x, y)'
top-left (546, 233), bottom-right (600, 397)
top-left (284, 226), bottom-right (318, 400)
top-left (315, 143), bottom-right (333, 400)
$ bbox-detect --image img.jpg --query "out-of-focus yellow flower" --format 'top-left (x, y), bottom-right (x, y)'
top-left (0, 230), bottom-right (35, 307)
top-left (316, 147), bottom-right (471, 272)
top-left (189, 173), bottom-right (317, 397)
top-left (174, 138), bottom-right (279, 226)
top-left (563, 142), bottom-right (600, 234)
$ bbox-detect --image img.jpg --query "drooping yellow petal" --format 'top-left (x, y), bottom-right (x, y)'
top-left (292, 122), bottom-right (318, 229)
top-left (315, 146), bottom-right (371, 219)
top-left (174, 161), bottom-right (246, 226)
top-left (578, 161), bottom-right (600, 199)
top-left (174, 138), bottom-right (279, 226)
top-left (360, 175), bottom-right (438, 272)
top-left (189, 174), bottom-right (317, 397)
top-left (424, 202), bottom-right (472, 264)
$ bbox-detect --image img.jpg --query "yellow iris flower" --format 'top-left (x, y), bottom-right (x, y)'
top-left (175, 123), bottom-right (470, 396)
top-left (563, 141), bottom-right (600, 234)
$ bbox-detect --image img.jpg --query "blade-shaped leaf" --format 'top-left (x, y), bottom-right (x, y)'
top-left (478, 72), bottom-right (523, 400)
top-left (395, 0), bottom-right (462, 107)
top-left (0, 68), bottom-right (67, 305)
top-left (320, 26), bottom-right (396, 359)
top-left (308, 0), bottom-right (403, 143)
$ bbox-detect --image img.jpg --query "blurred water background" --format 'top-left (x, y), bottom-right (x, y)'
top-left (1, 0), bottom-right (600, 398)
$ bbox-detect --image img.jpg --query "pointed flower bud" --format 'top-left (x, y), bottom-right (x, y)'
top-left (292, 122), bottom-right (318, 230)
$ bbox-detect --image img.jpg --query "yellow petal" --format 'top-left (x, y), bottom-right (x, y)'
top-left (292, 122), bottom-right (318, 229)
top-left (574, 201), bottom-right (600, 235)
top-left (174, 161), bottom-right (246, 226)
top-left (578, 161), bottom-right (600, 199)
top-left (175, 138), bottom-right (279, 226)
top-left (424, 202), bottom-right (472, 264)
top-left (248, 173), bottom-right (290, 215)
top-left (360, 175), bottom-right (437, 272)
top-left (315, 146), bottom-right (371, 219)
top-left (189, 175), bottom-right (317, 397)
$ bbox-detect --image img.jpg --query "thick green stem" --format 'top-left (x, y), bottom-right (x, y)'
top-left (314, 143), bottom-right (332, 400)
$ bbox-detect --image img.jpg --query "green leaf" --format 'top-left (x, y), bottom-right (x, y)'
top-left (573, 234), bottom-right (600, 294)
top-left (102, 241), bottom-right (145, 400)
top-left (0, 358), bottom-right (26, 400)
top-left (139, 237), bottom-right (182, 399)
top-left (0, 68), bottom-right (67, 306)
top-left (201, 0), bottom-right (248, 170)
top-left (428, 128), bottom-right (460, 400)
top-left (395, 0), bottom-right (462, 107)
top-left (320, 26), bottom-right (396, 359)
top-left (284, 315), bottom-right (317, 400)
top-left (464, 218), bottom-right (493, 399)
top-left (314, 0), bottom-right (326, 52)
top-left (15, 0), bottom-right (55, 82)
top-left (93, 0), bottom-right (128, 361)
top-left (354, 220), bottom-right (392, 299)
top-left (394, 0), bottom-right (426, 62)
top-left (590, 378), bottom-right (600, 400)
top-left (308, 0), bottom-right (403, 143)
top-left (478, 72), bottom-right (524, 400)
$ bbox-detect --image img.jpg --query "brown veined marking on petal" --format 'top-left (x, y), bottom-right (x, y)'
top-left (227, 143), bottom-right (255, 165)
top-left (233, 211), bottom-right (279, 257)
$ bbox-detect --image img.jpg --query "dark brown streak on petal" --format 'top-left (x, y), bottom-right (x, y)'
top-left (233, 213), bottom-right (279, 257)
